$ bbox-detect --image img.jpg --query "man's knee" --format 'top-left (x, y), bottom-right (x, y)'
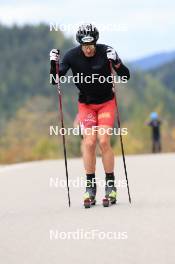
top-left (99, 138), bottom-right (110, 152)
top-left (84, 137), bottom-right (97, 150)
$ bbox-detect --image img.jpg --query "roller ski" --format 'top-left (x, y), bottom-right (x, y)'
top-left (103, 177), bottom-right (117, 207)
top-left (102, 190), bottom-right (117, 207)
top-left (84, 195), bottom-right (96, 208)
top-left (83, 179), bottom-right (96, 209)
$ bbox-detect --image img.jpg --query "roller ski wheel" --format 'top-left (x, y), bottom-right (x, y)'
top-left (102, 197), bottom-right (116, 207)
top-left (84, 198), bottom-right (96, 209)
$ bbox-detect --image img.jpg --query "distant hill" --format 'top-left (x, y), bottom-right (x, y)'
top-left (148, 59), bottom-right (175, 93)
top-left (0, 23), bottom-right (76, 126)
top-left (130, 51), bottom-right (175, 71)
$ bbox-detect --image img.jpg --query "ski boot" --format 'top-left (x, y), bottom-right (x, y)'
top-left (103, 179), bottom-right (117, 207)
top-left (83, 182), bottom-right (96, 209)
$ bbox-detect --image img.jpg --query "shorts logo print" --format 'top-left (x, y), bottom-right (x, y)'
top-left (98, 112), bottom-right (111, 120)
top-left (85, 113), bottom-right (96, 123)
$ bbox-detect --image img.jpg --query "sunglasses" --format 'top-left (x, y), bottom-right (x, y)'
top-left (82, 44), bottom-right (95, 49)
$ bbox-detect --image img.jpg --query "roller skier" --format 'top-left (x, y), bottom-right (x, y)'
top-left (50, 23), bottom-right (130, 207)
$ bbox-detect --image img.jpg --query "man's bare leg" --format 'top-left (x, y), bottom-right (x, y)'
top-left (82, 129), bottom-right (97, 204)
top-left (82, 129), bottom-right (97, 174)
top-left (97, 126), bottom-right (114, 173)
top-left (98, 126), bottom-right (116, 202)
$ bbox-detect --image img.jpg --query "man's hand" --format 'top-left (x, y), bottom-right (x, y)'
top-left (106, 47), bottom-right (121, 65)
top-left (50, 49), bottom-right (60, 62)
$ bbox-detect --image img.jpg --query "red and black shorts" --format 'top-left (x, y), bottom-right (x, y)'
top-left (77, 97), bottom-right (116, 129)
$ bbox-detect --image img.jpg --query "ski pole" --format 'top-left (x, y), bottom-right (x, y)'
top-left (109, 60), bottom-right (131, 204)
top-left (55, 60), bottom-right (71, 207)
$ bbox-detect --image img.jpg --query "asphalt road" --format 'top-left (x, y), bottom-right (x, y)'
top-left (0, 153), bottom-right (174, 264)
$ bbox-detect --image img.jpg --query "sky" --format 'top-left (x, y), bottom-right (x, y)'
top-left (0, 0), bottom-right (175, 60)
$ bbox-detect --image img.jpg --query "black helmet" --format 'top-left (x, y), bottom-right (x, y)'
top-left (76, 23), bottom-right (99, 44)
